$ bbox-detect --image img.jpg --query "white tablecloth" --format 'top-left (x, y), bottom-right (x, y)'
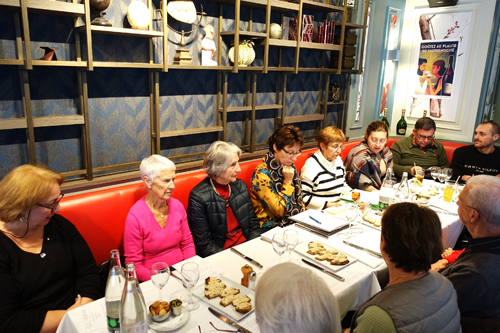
top-left (57, 225), bottom-right (381, 333)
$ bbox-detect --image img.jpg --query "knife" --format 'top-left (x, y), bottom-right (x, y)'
top-left (302, 259), bottom-right (345, 282)
top-left (208, 307), bottom-right (253, 333)
top-left (230, 248), bottom-right (263, 268)
top-left (343, 240), bottom-right (383, 259)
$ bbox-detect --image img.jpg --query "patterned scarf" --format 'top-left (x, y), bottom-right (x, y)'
top-left (264, 151), bottom-right (304, 227)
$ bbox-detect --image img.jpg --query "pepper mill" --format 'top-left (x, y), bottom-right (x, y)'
top-left (241, 264), bottom-right (253, 288)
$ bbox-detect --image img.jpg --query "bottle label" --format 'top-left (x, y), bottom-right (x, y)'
top-left (444, 83), bottom-right (452, 95)
top-left (398, 128), bottom-right (406, 135)
top-left (107, 316), bottom-right (120, 332)
top-left (121, 322), bottom-right (147, 333)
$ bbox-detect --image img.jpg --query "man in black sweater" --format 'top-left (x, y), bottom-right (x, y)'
top-left (450, 121), bottom-right (500, 181)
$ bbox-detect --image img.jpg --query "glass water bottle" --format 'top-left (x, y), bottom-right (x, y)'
top-left (105, 249), bottom-right (124, 332)
top-left (120, 263), bottom-right (148, 333)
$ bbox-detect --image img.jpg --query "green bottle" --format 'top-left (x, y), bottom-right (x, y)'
top-left (382, 108), bottom-right (390, 129)
top-left (396, 109), bottom-right (407, 136)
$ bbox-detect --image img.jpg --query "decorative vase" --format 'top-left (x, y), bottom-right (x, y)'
top-left (269, 23), bottom-right (282, 39)
top-left (228, 40), bottom-right (255, 67)
top-left (127, 1), bottom-right (150, 30)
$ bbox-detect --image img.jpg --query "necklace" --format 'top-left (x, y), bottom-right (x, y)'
top-left (388, 271), bottom-right (425, 285)
top-left (210, 178), bottom-right (231, 207)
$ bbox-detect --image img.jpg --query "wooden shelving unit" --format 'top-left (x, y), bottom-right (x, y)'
top-left (0, 0), bottom-right (369, 184)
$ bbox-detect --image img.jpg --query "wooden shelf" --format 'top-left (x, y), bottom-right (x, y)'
top-left (0, 0), bottom-right (86, 16)
top-left (321, 101), bottom-right (346, 105)
top-left (218, 104), bottom-right (283, 112)
top-left (206, 0), bottom-right (298, 12)
top-left (32, 60), bottom-right (87, 67)
top-left (159, 126), bottom-right (223, 138)
top-left (0, 59), bottom-right (24, 65)
top-left (345, 22), bottom-right (364, 30)
top-left (300, 42), bottom-right (341, 51)
top-left (267, 39), bottom-right (297, 48)
top-left (75, 25), bottom-right (164, 38)
top-left (93, 61), bottom-right (164, 69)
top-left (283, 114), bottom-right (324, 124)
top-left (169, 65), bottom-right (233, 70)
top-left (220, 31), bottom-right (267, 40)
top-left (33, 115), bottom-right (85, 128)
top-left (0, 118), bottom-right (27, 130)
top-left (299, 67), bottom-right (339, 73)
top-left (302, 0), bottom-right (343, 13)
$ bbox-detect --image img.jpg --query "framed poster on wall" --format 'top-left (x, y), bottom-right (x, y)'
top-left (405, 8), bottom-right (474, 123)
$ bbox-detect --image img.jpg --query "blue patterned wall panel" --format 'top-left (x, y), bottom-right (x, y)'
top-left (87, 68), bottom-right (150, 168)
top-left (0, 130), bottom-right (29, 179)
top-left (29, 13), bottom-right (75, 61)
top-left (34, 126), bottom-right (83, 173)
top-left (0, 12), bottom-right (18, 60)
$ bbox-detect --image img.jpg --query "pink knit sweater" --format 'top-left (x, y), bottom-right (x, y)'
top-left (124, 195), bottom-right (196, 282)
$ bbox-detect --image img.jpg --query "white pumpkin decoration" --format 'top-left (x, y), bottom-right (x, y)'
top-left (127, 1), bottom-right (150, 30)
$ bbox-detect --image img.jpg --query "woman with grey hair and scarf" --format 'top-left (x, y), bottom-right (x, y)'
top-left (187, 141), bottom-right (262, 257)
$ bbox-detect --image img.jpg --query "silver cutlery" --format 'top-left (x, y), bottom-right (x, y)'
top-left (342, 240), bottom-right (383, 259)
top-left (230, 248), bottom-right (263, 268)
top-left (302, 258), bottom-right (345, 282)
top-left (208, 307), bottom-right (253, 333)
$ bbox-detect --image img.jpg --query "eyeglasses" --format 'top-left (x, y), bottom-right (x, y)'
top-left (282, 147), bottom-right (302, 157)
top-left (456, 199), bottom-right (479, 214)
top-left (37, 194), bottom-right (64, 212)
top-left (328, 144), bottom-right (345, 151)
top-left (416, 133), bottom-right (435, 141)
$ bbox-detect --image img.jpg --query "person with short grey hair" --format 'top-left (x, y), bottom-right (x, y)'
top-left (204, 141), bottom-right (242, 178)
top-left (124, 154), bottom-right (195, 282)
top-left (441, 175), bottom-right (500, 328)
top-left (139, 154), bottom-right (176, 183)
top-left (255, 262), bottom-right (341, 333)
top-left (187, 141), bottom-right (261, 257)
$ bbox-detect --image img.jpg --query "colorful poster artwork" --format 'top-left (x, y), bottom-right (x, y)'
top-left (408, 11), bottom-right (472, 122)
top-left (414, 40), bottom-right (458, 98)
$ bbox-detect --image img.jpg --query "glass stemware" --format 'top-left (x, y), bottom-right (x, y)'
top-left (283, 230), bottom-right (299, 262)
top-left (351, 190), bottom-right (361, 205)
top-left (438, 168), bottom-right (447, 189)
top-left (337, 204), bottom-right (359, 239)
top-left (272, 233), bottom-right (287, 263)
top-left (181, 262), bottom-right (200, 311)
top-left (444, 168), bottom-right (453, 181)
top-left (430, 166), bottom-right (439, 182)
top-left (150, 262), bottom-right (170, 302)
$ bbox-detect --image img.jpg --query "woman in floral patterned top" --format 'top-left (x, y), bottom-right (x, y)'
top-left (249, 125), bottom-right (305, 229)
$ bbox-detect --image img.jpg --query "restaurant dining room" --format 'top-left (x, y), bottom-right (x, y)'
top-left (1, 0), bottom-right (500, 332)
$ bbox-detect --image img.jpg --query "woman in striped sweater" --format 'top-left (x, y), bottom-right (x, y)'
top-left (300, 127), bottom-right (350, 210)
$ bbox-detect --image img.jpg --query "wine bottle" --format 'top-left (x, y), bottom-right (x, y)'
top-left (423, 109), bottom-right (428, 118)
top-left (382, 108), bottom-right (390, 128)
top-left (396, 109), bottom-right (407, 136)
top-left (105, 250), bottom-right (124, 333)
top-left (443, 55), bottom-right (454, 96)
top-left (120, 263), bottom-right (148, 333)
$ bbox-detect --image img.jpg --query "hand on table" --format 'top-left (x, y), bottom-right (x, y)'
top-left (67, 295), bottom-right (93, 311)
top-left (282, 165), bottom-right (295, 184)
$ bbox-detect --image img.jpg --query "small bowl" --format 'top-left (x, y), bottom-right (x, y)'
top-left (149, 301), bottom-right (171, 322)
top-left (170, 298), bottom-right (183, 317)
top-left (415, 193), bottom-right (431, 205)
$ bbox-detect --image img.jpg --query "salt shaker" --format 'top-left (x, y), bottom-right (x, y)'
top-left (248, 271), bottom-right (257, 290)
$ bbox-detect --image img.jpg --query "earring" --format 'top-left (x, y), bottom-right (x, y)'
top-left (20, 217), bottom-right (26, 222)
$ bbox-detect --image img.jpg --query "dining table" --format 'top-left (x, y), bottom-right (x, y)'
top-left (57, 180), bottom-right (462, 333)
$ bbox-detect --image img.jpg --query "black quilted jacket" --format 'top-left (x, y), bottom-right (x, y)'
top-left (187, 177), bottom-right (263, 257)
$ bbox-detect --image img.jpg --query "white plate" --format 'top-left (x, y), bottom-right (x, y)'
top-left (294, 240), bottom-right (358, 271)
top-left (147, 306), bottom-right (190, 332)
top-left (192, 276), bottom-right (255, 322)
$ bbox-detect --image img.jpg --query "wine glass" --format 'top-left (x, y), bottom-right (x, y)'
top-left (181, 262), bottom-right (200, 311)
top-left (438, 168), bottom-right (447, 189)
top-left (272, 233), bottom-right (287, 263)
top-left (337, 204), bottom-right (359, 239)
top-left (284, 230), bottom-right (299, 262)
top-left (444, 168), bottom-right (453, 181)
top-left (150, 262), bottom-right (170, 302)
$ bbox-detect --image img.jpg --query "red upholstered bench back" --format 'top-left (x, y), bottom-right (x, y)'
top-left (59, 141), bottom-right (467, 265)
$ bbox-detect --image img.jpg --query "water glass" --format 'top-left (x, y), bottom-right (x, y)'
top-left (181, 262), bottom-right (200, 311)
top-left (284, 230), bottom-right (299, 262)
top-left (272, 233), bottom-right (287, 263)
top-left (150, 262), bottom-right (170, 301)
top-left (337, 204), bottom-right (359, 239)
